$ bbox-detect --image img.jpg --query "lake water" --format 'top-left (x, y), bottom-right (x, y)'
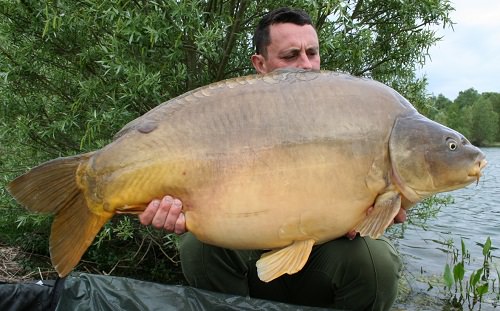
top-left (393, 147), bottom-right (500, 310)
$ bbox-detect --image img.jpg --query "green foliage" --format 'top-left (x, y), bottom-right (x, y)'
top-left (82, 215), bottom-right (184, 283)
top-left (483, 92), bottom-right (500, 142)
top-left (443, 237), bottom-right (499, 310)
top-left (470, 97), bottom-right (499, 145)
top-left (428, 90), bottom-right (500, 146)
top-left (0, 0), bottom-right (455, 282)
top-left (0, 207), bottom-right (52, 256)
top-left (427, 94), bottom-right (452, 121)
top-left (410, 195), bottom-right (452, 227)
top-left (387, 195), bottom-right (452, 239)
top-left (455, 88), bottom-right (481, 108)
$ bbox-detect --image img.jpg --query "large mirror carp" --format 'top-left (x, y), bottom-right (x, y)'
top-left (9, 69), bottom-right (487, 282)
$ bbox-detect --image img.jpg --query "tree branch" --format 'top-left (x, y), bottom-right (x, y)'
top-left (215, 0), bottom-right (249, 80)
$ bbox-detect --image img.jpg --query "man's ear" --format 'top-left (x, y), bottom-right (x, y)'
top-left (251, 54), bottom-right (267, 74)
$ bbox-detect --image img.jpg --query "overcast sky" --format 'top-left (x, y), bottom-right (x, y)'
top-left (420, 0), bottom-right (500, 100)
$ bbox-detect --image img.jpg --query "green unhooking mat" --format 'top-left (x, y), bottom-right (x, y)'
top-left (0, 273), bottom-right (331, 311)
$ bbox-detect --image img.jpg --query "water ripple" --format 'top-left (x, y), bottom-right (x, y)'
top-left (395, 147), bottom-right (500, 309)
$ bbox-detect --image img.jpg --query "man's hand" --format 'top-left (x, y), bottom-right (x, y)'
top-left (393, 208), bottom-right (407, 224)
top-left (139, 196), bottom-right (186, 234)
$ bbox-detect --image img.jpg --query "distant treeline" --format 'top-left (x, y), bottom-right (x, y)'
top-left (427, 89), bottom-right (500, 146)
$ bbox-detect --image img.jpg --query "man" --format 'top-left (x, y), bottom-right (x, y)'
top-left (139, 8), bottom-right (403, 310)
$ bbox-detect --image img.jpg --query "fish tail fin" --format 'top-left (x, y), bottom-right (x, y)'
top-left (8, 153), bottom-right (94, 213)
top-left (8, 152), bottom-right (112, 277)
top-left (50, 195), bottom-right (112, 277)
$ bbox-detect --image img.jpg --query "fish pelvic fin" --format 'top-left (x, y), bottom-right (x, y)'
top-left (7, 152), bottom-right (111, 277)
top-left (354, 191), bottom-right (401, 239)
top-left (256, 239), bottom-right (315, 282)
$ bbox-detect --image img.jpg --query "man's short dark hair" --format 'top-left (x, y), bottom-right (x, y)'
top-left (253, 7), bottom-right (314, 57)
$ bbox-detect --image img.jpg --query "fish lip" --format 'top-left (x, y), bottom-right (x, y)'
top-left (479, 159), bottom-right (488, 170)
top-left (468, 158), bottom-right (487, 185)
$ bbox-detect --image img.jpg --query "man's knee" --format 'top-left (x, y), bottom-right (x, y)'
top-left (316, 236), bottom-right (401, 310)
top-left (179, 233), bottom-right (259, 295)
top-left (355, 237), bottom-right (402, 310)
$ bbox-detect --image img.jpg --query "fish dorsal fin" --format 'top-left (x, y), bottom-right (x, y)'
top-left (355, 191), bottom-right (401, 239)
top-left (256, 239), bottom-right (315, 282)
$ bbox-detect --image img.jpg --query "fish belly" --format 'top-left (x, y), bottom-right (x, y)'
top-left (183, 143), bottom-right (380, 250)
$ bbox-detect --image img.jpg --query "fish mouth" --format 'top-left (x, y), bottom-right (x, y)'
top-left (468, 158), bottom-right (488, 185)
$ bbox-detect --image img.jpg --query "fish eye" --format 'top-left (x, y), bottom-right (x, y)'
top-left (447, 139), bottom-right (458, 151)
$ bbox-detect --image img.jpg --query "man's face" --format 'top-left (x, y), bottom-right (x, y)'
top-left (252, 23), bottom-right (320, 74)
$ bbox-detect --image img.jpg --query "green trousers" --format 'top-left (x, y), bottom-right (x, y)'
top-left (179, 233), bottom-right (401, 310)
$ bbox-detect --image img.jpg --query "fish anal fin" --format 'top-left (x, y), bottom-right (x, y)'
top-left (256, 239), bottom-right (315, 282)
top-left (50, 194), bottom-right (112, 277)
top-left (355, 191), bottom-right (401, 239)
top-left (116, 204), bottom-right (148, 214)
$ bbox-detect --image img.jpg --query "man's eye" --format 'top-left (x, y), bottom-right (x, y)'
top-left (307, 49), bottom-right (318, 56)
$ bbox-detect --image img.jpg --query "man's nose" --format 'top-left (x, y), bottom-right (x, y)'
top-left (297, 52), bottom-right (312, 69)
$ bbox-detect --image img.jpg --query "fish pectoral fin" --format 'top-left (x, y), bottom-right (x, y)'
top-left (256, 239), bottom-right (315, 283)
top-left (354, 191), bottom-right (401, 239)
